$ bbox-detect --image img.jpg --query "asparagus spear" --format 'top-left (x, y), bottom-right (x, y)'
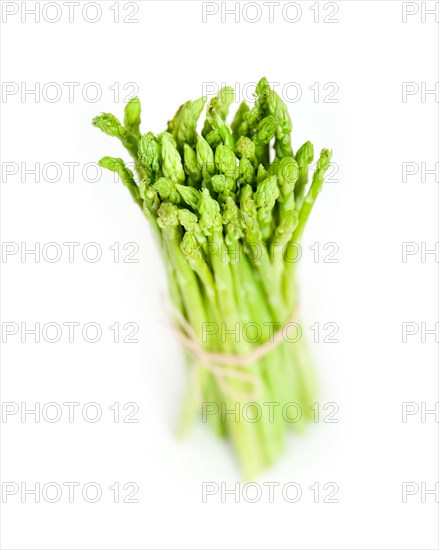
top-left (294, 140), bottom-right (315, 210)
top-left (124, 96), bottom-right (142, 143)
top-left (92, 113), bottom-right (138, 159)
top-left (98, 156), bottom-right (142, 208)
top-left (168, 96), bottom-right (206, 150)
top-left (294, 148), bottom-right (332, 241)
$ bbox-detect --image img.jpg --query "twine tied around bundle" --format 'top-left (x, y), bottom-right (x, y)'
top-left (164, 295), bottom-right (299, 401)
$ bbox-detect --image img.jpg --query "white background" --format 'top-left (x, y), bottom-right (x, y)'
top-left (1, 1), bottom-right (438, 549)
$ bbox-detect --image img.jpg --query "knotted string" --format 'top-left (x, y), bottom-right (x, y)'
top-left (164, 296), bottom-right (299, 401)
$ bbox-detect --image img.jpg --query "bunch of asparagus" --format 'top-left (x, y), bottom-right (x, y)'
top-left (93, 77), bottom-right (332, 478)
